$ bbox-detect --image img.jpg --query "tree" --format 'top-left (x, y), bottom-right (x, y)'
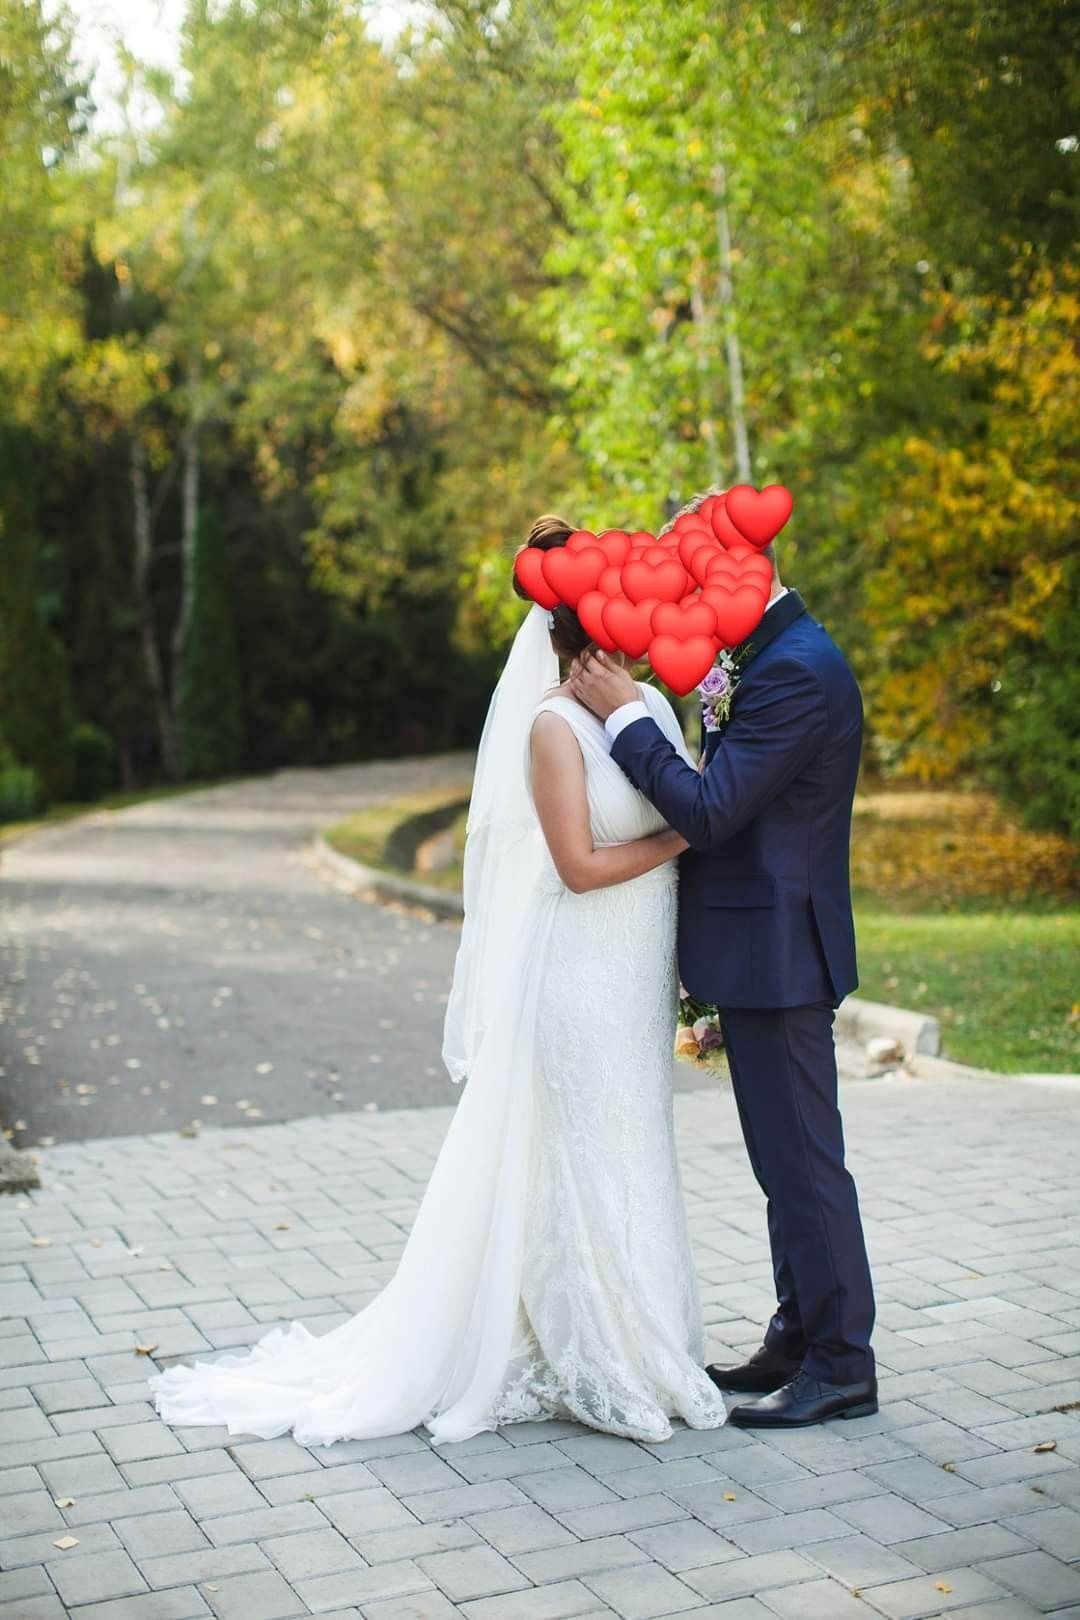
top-left (175, 506), bottom-right (243, 778)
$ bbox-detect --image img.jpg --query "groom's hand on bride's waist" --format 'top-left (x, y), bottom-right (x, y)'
top-left (568, 648), bottom-right (640, 720)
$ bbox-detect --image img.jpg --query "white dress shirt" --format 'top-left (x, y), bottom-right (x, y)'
top-left (603, 586), bottom-right (789, 745)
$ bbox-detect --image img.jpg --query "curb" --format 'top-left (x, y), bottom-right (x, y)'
top-left (0, 1135), bottom-right (41, 1194)
top-left (313, 835), bottom-right (465, 922)
top-left (836, 994), bottom-right (940, 1058)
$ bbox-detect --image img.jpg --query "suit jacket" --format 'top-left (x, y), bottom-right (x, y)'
top-left (610, 591), bottom-right (862, 1009)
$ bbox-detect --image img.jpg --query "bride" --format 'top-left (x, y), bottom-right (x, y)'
top-left (148, 514), bottom-right (729, 1447)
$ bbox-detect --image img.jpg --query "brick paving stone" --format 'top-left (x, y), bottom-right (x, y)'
top-left (197, 1568), bottom-right (307, 1620)
top-left (71, 1593), bottom-right (214, 1620)
top-left (293, 1559), bottom-right (434, 1611)
top-left (831, 1492), bottom-right (957, 1543)
top-left (678, 1549), bottom-right (821, 1603)
top-left (802, 1532), bottom-right (923, 1587)
top-left (581, 1562), bottom-right (705, 1618)
top-left (0, 1566), bottom-right (53, 1604)
top-left (353, 1519), bottom-right (483, 1564)
top-left (625, 1520), bottom-right (741, 1573)
top-left (114, 1508), bottom-right (209, 1559)
top-left (755, 1577), bottom-right (879, 1619)
top-left (1001, 1503), bottom-right (1080, 1558)
top-left (138, 1544), bottom-right (272, 1589)
top-left (360, 1597), bottom-right (460, 1620)
top-left (466, 1504), bottom-right (578, 1556)
top-left (665, 1482), bottom-right (780, 1530)
top-left (870, 1569), bottom-right (1019, 1616)
top-left (976, 1548), bottom-right (1080, 1608)
top-left (895, 1523), bottom-right (1037, 1573)
top-left (510, 1534), bottom-right (649, 1583)
top-left (0, 1521), bottom-right (121, 1569)
top-left (557, 1494), bottom-right (690, 1541)
top-left (461, 1582), bottom-right (603, 1620)
top-left (418, 1543), bottom-right (533, 1601)
top-left (0, 1597), bottom-right (67, 1620)
top-left (515, 1468), bottom-right (620, 1514)
top-left (262, 1527), bottom-right (365, 1581)
top-left (723, 1507), bottom-right (851, 1555)
top-left (46, 1548), bottom-right (147, 1607)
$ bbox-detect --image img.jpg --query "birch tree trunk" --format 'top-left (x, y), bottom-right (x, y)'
top-left (689, 268), bottom-right (723, 488)
top-left (131, 436), bottom-right (180, 778)
top-left (172, 351), bottom-right (201, 733)
top-left (713, 162), bottom-right (752, 484)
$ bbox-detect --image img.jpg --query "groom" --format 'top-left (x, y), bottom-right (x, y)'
top-left (569, 493), bottom-right (877, 1428)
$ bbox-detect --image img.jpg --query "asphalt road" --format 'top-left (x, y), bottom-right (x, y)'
top-left (0, 756), bottom-right (480, 1147)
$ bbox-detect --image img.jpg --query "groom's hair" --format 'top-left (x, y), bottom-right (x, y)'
top-left (512, 515), bottom-right (593, 661)
top-left (660, 487), bottom-right (777, 566)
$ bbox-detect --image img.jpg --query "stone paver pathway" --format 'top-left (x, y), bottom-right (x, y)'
top-left (2, 1071), bottom-right (1079, 1619)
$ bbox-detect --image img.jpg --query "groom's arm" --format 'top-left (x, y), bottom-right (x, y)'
top-left (607, 659), bottom-right (828, 852)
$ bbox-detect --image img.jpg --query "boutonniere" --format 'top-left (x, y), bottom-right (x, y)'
top-left (697, 646), bottom-right (747, 732)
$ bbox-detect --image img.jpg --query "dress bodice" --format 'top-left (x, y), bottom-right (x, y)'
top-left (528, 682), bottom-right (693, 855)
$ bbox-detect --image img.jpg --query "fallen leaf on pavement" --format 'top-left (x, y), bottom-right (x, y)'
top-left (53, 1536), bottom-right (79, 1550)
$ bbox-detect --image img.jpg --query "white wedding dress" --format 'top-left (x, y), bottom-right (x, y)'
top-left (149, 607), bottom-right (727, 1446)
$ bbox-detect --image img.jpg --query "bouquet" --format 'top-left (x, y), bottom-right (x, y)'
top-left (675, 984), bottom-right (724, 1061)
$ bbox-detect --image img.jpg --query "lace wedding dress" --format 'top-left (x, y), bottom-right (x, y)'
top-left (149, 608), bottom-right (727, 1446)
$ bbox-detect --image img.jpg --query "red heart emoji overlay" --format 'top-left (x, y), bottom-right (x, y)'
top-left (514, 491), bottom-right (791, 693)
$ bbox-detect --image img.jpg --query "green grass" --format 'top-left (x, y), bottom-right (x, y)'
top-left (326, 792), bottom-right (472, 892)
top-left (854, 905), bottom-right (1078, 1073)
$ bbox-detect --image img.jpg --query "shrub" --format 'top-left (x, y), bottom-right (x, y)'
top-left (0, 763), bottom-right (41, 823)
top-left (72, 722), bottom-right (117, 803)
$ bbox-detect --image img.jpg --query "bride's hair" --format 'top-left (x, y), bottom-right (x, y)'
top-left (512, 514), bottom-right (593, 661)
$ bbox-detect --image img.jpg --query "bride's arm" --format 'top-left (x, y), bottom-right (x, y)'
top-left (529, 712), bottom-right (687, 895)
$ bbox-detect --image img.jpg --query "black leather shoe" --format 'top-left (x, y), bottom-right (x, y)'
top-left (705, 1345), bottom-right (802, 1395)
top-left (728, 1369), bottom-right (878, 1428)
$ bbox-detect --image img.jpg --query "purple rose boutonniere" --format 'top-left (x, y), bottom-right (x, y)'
top-left (697, 650), bottom-right (740, 732)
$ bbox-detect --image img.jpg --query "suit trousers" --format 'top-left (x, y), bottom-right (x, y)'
top-left (719, 1002), bottom-right (876, 1385)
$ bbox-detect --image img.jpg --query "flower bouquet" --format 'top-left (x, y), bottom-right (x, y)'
top-left (675, 984), bottom-right (724, 1061)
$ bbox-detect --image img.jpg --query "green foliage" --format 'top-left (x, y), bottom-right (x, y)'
top-left (0, 492), bottom-right (76, 804)
top-left (176, 508), bottom-right (244, 780)
top-left (71, 721), bottom-right (117, 802)
top-left (989, 584), bottom-right (1080, 842)
top-left (0, 762), bottom-right (42, 823)
top-left (0, 0), bottom-right (1074, 837)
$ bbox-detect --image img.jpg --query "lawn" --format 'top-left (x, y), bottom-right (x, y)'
top-left (327, 782), bottom-right (1078, 1075)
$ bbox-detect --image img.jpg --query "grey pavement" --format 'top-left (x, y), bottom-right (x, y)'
top-left (0, 1073), bottom-right (1079, 1618)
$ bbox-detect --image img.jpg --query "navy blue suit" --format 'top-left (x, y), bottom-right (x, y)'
top-left (610, 591), bottom-right (875, 1384)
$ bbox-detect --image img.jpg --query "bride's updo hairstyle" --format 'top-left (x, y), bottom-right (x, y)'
top-left (512, 514), bottom-right (592, 661)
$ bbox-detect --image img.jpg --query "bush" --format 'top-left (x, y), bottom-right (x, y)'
top-left (988, 595), bottom-right (1080, 843)
top-left (0, 763), bottom-right (41, 823)
top-left (71, 722), bottom-right (117, 803)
